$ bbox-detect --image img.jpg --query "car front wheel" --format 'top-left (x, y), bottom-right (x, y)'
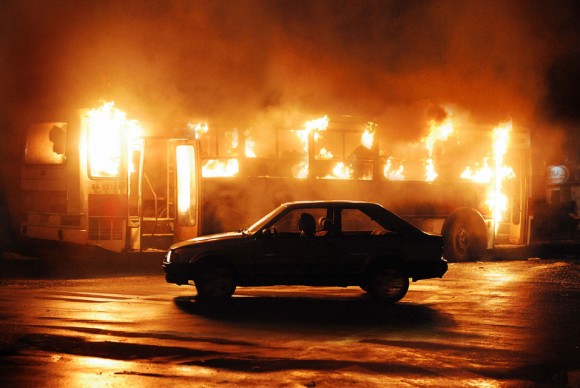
top-left (364, 267), bottom-right (409, 303)
top-left (194, 263), bottom-right (236, 301)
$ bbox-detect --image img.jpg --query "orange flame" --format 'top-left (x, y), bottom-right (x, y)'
top-left (317, 147), bottom-right (334, 160)
top-left (422, 115), bottom-right (454, 182)
top-left (187, 122), bottom-right (209, 139)
top-left (86, 101), bottom-right (142, 178)
top-left (361, 122), bottom-right (376, 150)
top-left (460, 158), bottom-right (493, 183)
top-left (245, 131), bottom-right (257, 158)
top-left (486, 121), bottom-right (516, 230)
top-left (201, 127), bottom-right (256, 177)
top-left (295, 115), bottom-right (329, 149)
top-left (383, 157), bottom-right (405, 180)
top-left (292, 115), bottom-right (330, 178)
top-left (460, 120), bottom-right (516, 233)
top-left (202, 159), bottom-right (239, 177)
top-left (424, 158), bottom-right (438, 182)
top-left (329, 162), bottom-right (353, 179)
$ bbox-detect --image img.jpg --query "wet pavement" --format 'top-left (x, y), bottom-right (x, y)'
top-left (0, 245), bottom-right (578, 387)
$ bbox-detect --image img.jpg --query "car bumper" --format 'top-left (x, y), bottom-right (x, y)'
top-left (409, 258), bottom-right (448, 281)
top-left (162, 261), bottom-right (192, 285)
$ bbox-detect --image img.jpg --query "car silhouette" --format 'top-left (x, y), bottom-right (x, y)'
top-left (163, 200), bottom-right (447, 303)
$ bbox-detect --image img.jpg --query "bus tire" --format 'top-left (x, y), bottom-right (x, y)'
top-left (442, 208), bottom-right (487, 262)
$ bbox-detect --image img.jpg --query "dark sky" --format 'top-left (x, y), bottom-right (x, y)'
top-left (1, 0), bottom-right (579, 154)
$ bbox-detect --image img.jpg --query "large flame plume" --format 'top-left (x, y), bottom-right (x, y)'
top-left (86, 101), bottom-right (142, 178)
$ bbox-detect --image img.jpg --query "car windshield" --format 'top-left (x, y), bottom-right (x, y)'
top-left (245, 205), bottom-right (286, 234)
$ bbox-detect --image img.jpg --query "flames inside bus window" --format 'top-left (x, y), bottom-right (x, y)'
top-left (87, 121), bottom-right (123, 178)
top-left (24, 123), bottom-right (68, 165)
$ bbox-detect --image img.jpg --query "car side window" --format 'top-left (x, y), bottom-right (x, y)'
top-left (341, 208), bottom-right (395, 235)
top-left (273, 208), bottom-right (326, 235)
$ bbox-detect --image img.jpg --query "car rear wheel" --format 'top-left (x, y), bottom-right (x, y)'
top-left (365, 267), bottom-right (409, 303)
top-left (195, 264), bottom-right (236, 301)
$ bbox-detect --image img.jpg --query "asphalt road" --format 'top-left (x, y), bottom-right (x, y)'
top-left (0, 254), bottom-right (578, 387)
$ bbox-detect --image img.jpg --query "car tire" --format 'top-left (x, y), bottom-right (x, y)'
top-left (194, 263), bottom-right (236, 301)
top-left (365, 266), bottom-right (409, 303)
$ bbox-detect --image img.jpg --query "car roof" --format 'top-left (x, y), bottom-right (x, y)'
top-left (281, 200), bottom-right (382, 209)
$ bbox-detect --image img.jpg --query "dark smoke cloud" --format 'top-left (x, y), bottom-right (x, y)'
top-left (2, 0), bottom-right (579, 244)
top-left (1, 0), bottom-right (579, 150)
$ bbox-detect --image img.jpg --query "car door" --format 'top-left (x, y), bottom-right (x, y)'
top-left (249, 208), bottom-right (331, 283)
top-left (331, 207), bottom-right (401, 275)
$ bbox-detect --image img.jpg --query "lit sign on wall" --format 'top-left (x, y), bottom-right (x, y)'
top-left (546, 165), bottom-right (569, 186)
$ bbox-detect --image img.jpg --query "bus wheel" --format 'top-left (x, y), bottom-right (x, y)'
top-left (195, 263), bottom-right (236, 301)
top-left (442, 208), bottom-right (487, 262)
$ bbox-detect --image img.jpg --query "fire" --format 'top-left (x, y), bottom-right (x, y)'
top-left (305, 115), bottom-right (330, 137)
top-left (424, 158), bottom-right (438, 182)
top-left (422, 115), bottom-right (454, 182)
top-left (460, 158), bottom-right (493, 183)
top-left (187, 122), bottom-right (209, 139)
top-left (486, 121), bottom-right (516, 229)
top-left (245, 131), bottom-right (256, 158)
top-left (195, 113), bottom-right (517, 234)
top-left (86, 101), bottom-right (142, 178)
top-left (329, 162), bottom-right (353, 179)
top-left (202, 158), bottom-right (239, 177)
top-left (200, 126), bottom-right (253, 177)
top-left (383, 158), bottom-right (405, 180)
top-left (295, 161), bottom-right (309, 179)
top-left (460, 120), bottom-right (516, 232)
top-left (299, 116), bottom-right (329, 152)
top-left (317, 147), bottom-right (334, 160)
top-left (295, 115), bottom-right (329, 150)
top-left (292, 115), bottom-right (330, 178)
top-left (361, 122), bottom-right (376, 150)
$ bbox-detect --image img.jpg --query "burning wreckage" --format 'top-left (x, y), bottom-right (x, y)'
top-left (19, 102), bottom-right (531, 262)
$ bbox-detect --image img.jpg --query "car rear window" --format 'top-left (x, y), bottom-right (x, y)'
top-left (341, 208), bottom-right (395, 234)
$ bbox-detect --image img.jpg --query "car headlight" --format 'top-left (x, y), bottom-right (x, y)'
top-left (166, 249), bottom-right (178, 263)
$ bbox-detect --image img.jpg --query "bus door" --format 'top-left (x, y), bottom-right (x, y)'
top-left (128, 138), bottom-right (200, 251)
top-left (171, 140), bottom-right (201, 242)
top-left (495, 132), bottom-right (531, 246)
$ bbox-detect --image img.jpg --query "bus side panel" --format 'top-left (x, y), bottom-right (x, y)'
top-left (86, 193), bottom-right (128, 252)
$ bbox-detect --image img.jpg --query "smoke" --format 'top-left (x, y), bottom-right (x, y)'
top-left (1, 0), bottom-right (579, 159)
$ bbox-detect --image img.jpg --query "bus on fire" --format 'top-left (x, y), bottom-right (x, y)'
top-left (20, 102), bottom-right (532, 262)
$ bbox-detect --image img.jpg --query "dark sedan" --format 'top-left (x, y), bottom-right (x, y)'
top-left (163, 201), bottom-right (447, 303)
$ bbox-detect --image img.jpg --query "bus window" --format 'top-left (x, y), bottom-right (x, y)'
top-left (87, 124), bottom-right (123, 178)
top-left (24, 123), bottom-right (67, 165)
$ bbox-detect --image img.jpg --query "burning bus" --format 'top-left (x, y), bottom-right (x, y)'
top-left (20, 102), bottom-right (201, 254)
top-left (19, 101), bottom-right (532, 262)
top-left (197, 111), bottom-right (532, 262)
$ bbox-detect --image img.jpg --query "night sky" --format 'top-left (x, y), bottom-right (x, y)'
top-left (1, 0), bottom-right (579, 162)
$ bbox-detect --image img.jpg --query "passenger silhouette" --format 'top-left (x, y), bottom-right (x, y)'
top-left (315, 217), bottom-right (335, 236)
top-left (298, 212), bottom-right (316, 237)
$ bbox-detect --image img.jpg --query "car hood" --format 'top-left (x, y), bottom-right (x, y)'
top-left (170, 231), bottom-right (245, 249)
